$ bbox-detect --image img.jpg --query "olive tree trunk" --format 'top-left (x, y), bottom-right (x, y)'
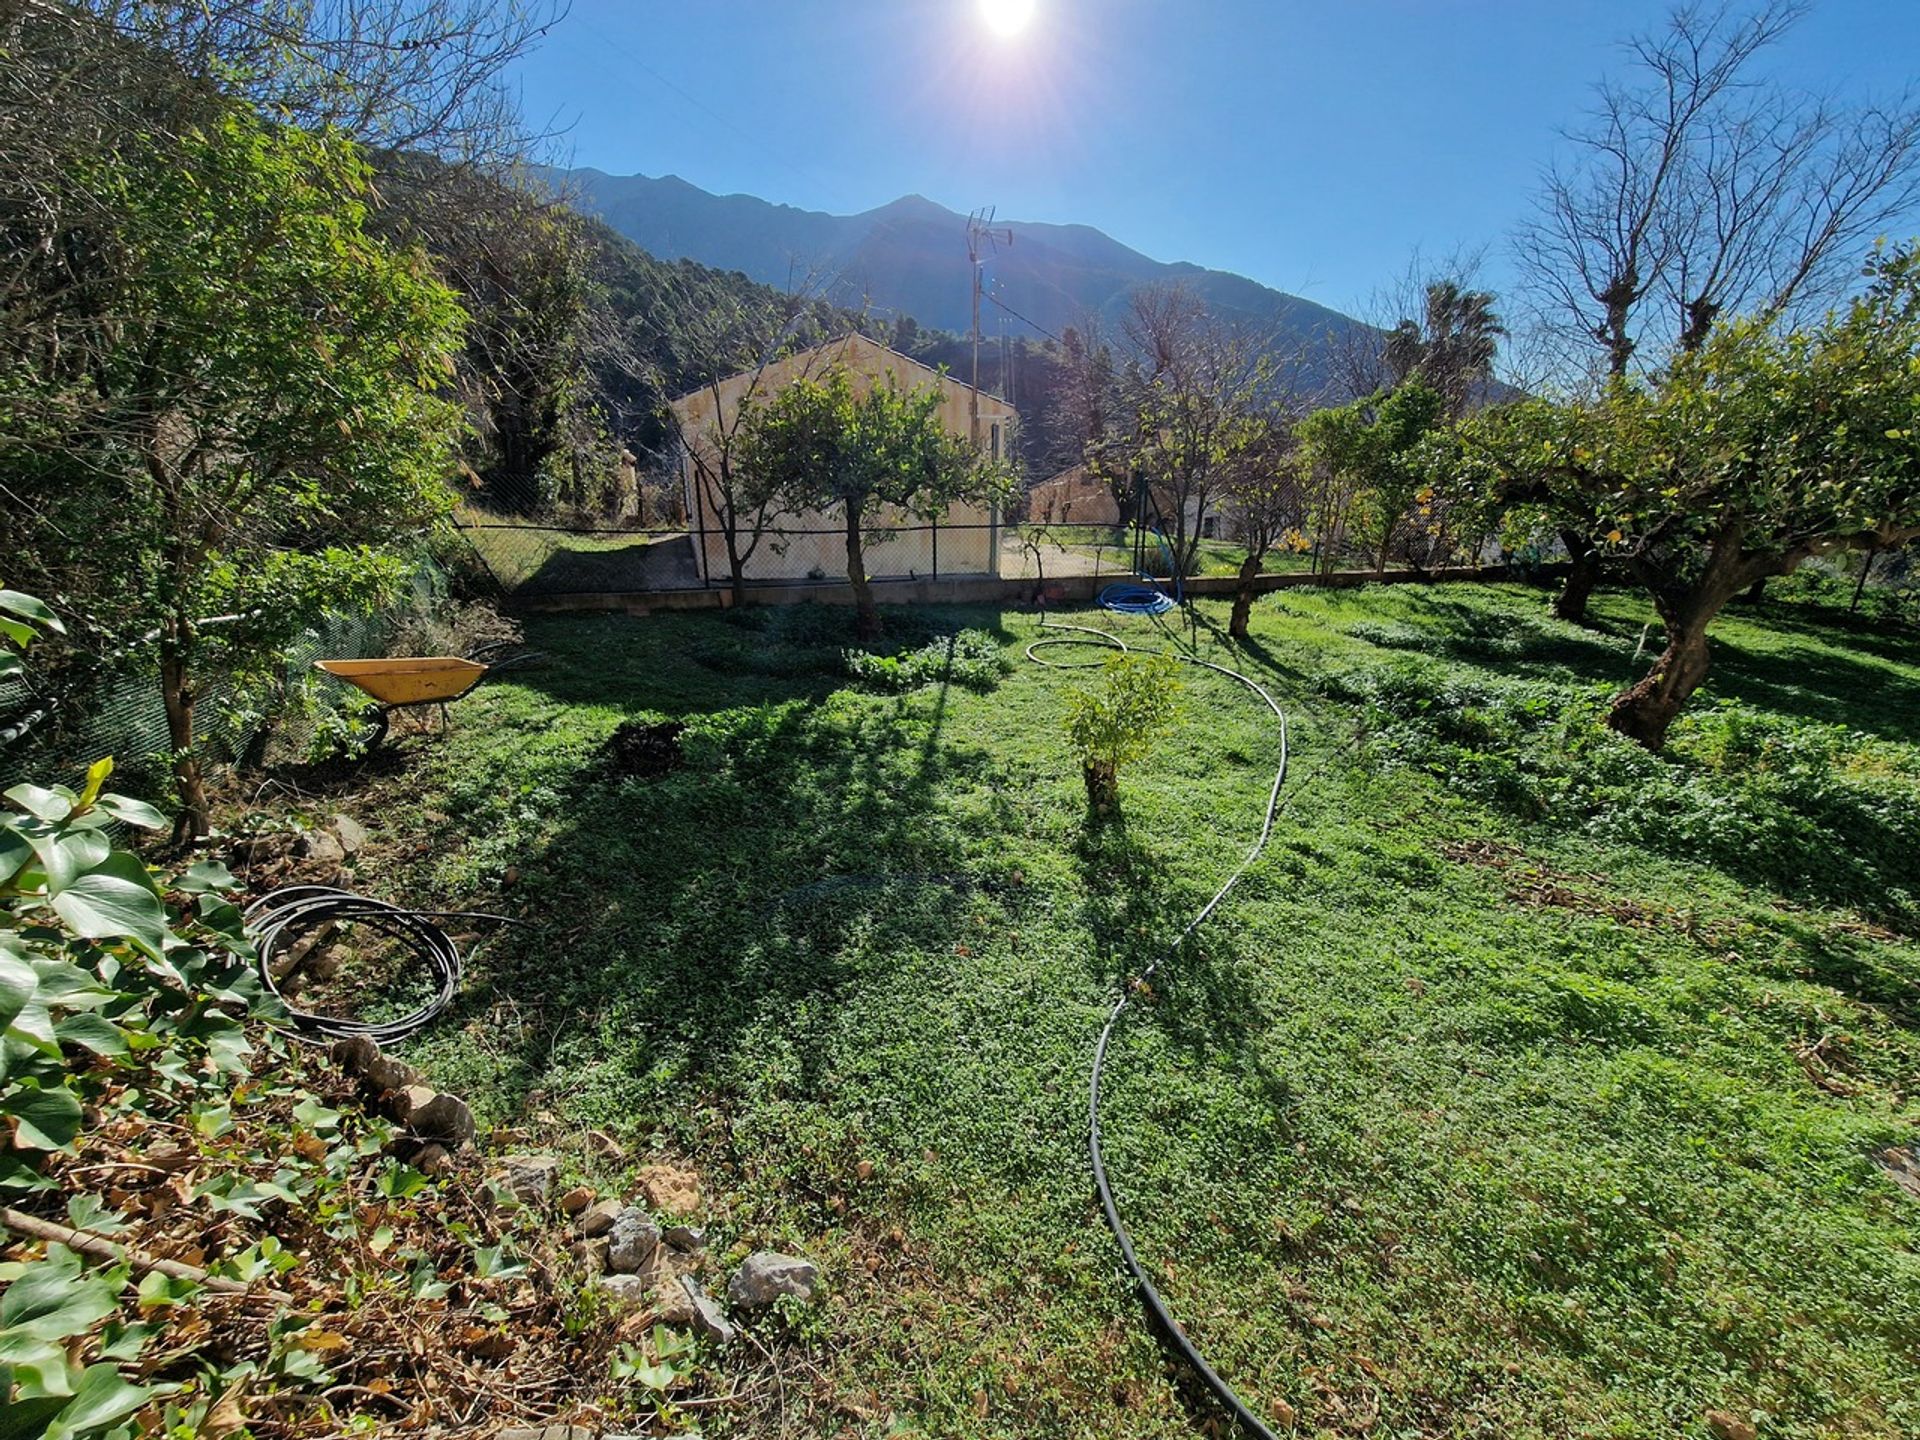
top-left (1082, 759), bottom-right (1118, 816)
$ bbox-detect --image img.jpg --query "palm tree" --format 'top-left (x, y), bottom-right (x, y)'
top-left (1384, 281), bottom-right (1505, 416)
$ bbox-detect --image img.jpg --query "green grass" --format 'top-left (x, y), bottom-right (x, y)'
top-left (355, 584), bottom-right (1920, 1438)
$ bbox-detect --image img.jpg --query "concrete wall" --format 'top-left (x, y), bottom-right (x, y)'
top-left (674, 333), bottom-right (1017, 583)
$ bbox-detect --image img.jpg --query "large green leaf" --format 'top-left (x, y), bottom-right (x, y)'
top-left (0, 651), bottom-right (22, 680)
top-left (53, 1012), bottom-right (127, 1057)
top-left (3, 784), bottom-right (71, 825)
top-left (28, 829), bottom-right (110, 894)
top-left (0, 825), bottom-right (30, 884)
top-left (48, 854), bottom-right (166, 950)
top-left (0, 591), bottom-right (60, 631)
top-left (0, 1392), bottom-right (66, 1440)
top-left (176, 859), bottom-right (236, 894)
top-left (44, 1363), bottom-right (166, 1440)
top-left (91, 794), bottom-right (167, 831)
top-left (0, 1333), bottom-right (76, 1398)
top-left (0, 1246), bottom-right (118, 1339)
top-left (0, 952), bottom-right (33, 1036)
top-left (2, 1080), bottom-right (84, 1151)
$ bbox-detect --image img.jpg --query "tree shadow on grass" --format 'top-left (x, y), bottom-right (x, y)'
top-left (1703, 632), bottom-right (1920, 746)
top-left (426, 605), bottom-right (1023, 1116)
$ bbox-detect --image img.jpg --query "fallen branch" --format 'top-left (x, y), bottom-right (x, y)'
top-left (0, 1205), bottom-right (296, 1305)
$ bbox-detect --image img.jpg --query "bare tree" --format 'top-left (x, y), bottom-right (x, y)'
top-left (1100, 284), bottom-right (1266, 577)
top-left (1516, 1), bottom-right (1920, 380)
top-left (75, 0), bottom-right (563, 163)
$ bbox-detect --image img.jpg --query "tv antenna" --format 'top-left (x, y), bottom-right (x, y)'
top-left (966, 207), bottom-right (1013, 446)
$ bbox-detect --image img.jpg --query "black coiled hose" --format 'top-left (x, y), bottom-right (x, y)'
top-left (244, 884), bottom-right (514, 1046)
top-left (1027, 616), bottom-right (1291, 1440)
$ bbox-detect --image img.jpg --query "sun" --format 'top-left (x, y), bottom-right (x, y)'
top-left (978, 0), bottom-right (1035, 38)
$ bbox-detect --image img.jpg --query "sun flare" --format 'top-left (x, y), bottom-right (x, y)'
top-left (978, 0), bottom-right (1035, 39)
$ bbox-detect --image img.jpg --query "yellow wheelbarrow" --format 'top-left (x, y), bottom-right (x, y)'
top-left (314, 643), bottom-right (534, 750)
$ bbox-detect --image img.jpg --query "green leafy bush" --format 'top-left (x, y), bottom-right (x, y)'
top-left (844, 629), bottom-right (1008, 692)
top-left (1322, 652), bottom-right (1920, 926)
top-left (1065, 652), bottom-right (1184, 813)
top-left (2, 591), bottom-right (270, 1435)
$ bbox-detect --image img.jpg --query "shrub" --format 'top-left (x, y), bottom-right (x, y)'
top-left (844, 630), bottom-right (1008, 692)
top-left (1065, 652), bottom-right (1184, 814)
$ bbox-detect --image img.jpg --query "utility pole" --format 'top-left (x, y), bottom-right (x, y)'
top-left (965, 208), bottom-right (1012, 447)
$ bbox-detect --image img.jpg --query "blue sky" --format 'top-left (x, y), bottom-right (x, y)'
top-left (511, 1), bottom-right (1920, 317)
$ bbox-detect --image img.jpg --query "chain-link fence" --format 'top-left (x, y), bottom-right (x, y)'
top-left (0, 567), bottom-right (447, 799)
top-left (454, 511), bottom-right (1353, 599)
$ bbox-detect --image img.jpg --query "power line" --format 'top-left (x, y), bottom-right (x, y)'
top-left (985, 286), bottom-right (1066, 346)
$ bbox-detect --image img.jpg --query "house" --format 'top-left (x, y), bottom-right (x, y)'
top-left (1026, 464), bottom-right (1123, 526)
top-left (1026, 463), bottom-right (1222, 540)
top-left (673, 332), bottom-right (1018, 584)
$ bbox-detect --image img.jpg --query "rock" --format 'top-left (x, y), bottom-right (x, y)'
top-left (1705, 1413), bottom-right (1757, 1440)
top-left (330, 1035), bottom-right (380, 1076)
top-left (1271, 1397), bottom-right (1296, 1428)
top-left (855, 1159), bottom-right (875, 1181)
top-left (557, 1184), bottom-right (595, 1216)
top-left (230, 832), bottom-right (297, 866)
top-left (300, 829), bottom-right (346, 864)
top-left (1877, 1145), bottom-right (1920, 1199)
top-left (413, 1143), bottom-right (454, 1177)
top-left (651, 1278), bottom-right (698, 1326)
top-left (499, 1154), bottom-right (560, 1206)
top-left (726, 1251), bottom-right (819, 1310)
top-left (680, 1276), bottom-right (736, 1345)
top-left (331, 814), bottom-right (369, 854)
top-left (592, 1273), bottom-right (649, 1310)
top-left (606, 1207), bottom-right (661, 1274)
top-left (364, 1054), bottom-right (421, 1093)
top-left (571, 1237), bottom-right (610, 1274)
top-left (578, 1198), bottom-right (622, 1237)
top-left (391, 1083), bottom-right (438, 1124)
top-left (586, 1129), bottom-right (626, 1161)
top-left (496, 1428), bottom-right (594, 1440)
top-left (410, 1093), bottom-right (475, 1149)
top-left (306, 945), bottom-right (347, 981)
top-left (635, 1163), bottom-right (701, 1217)
top-left (664, 1224), bottom-right (706, 1253)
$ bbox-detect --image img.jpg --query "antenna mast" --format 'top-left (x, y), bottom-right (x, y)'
top-left (965, 207), bottom-right (1013, 446)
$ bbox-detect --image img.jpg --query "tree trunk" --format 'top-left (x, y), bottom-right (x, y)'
top-left (159, 634), bottom-right (209, 843)
top-left (1606, 621), bottom-right (1713, 750)
top-left (1851, 548), bottom-right (1877, 614)
top-left (844, 496), bottom-right (879, 640)
top-left (1229, 554), bottom-right (1261, 640)
top-left (1083, 759), bottom-right (1118, 816)
top-left (1553, 529), bottom-right (1600, 623)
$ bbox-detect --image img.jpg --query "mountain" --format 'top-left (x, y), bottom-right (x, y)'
top-left (553, 169), bottom-right (1370, 372)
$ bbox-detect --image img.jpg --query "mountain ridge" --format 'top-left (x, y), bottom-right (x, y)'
top-left (551, 168), bottom-right (1368, 371)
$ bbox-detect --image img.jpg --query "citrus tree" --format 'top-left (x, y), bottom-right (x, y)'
top-left (1066, 653), bottom-right (1184, 815)
top-left (1449, 242), bottom-right (1920, 748)
top-left (737, 367), bottom-right (1013, 639)
top-left (1295, 380), bottom-right (1447, 575)
top-left (4, 109), bottom-right (464, 837)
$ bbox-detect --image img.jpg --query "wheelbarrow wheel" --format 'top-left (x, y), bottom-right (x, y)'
top-left (361, 706), bottom-right (391, 754)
